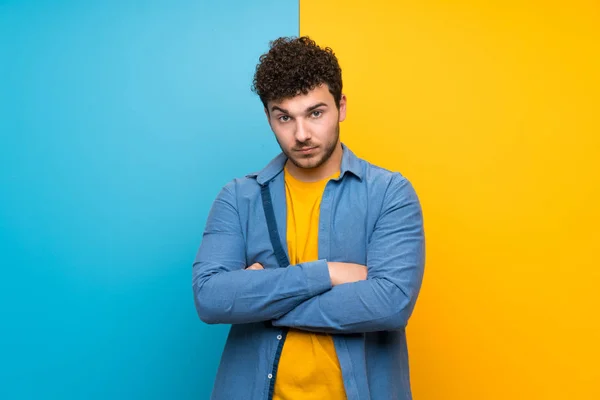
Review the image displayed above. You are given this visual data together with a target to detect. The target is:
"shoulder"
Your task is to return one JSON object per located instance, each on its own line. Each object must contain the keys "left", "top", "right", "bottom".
{"left": 360, "top": 159, "right": 419, "bottom": 206}
{"left": 212, "top": 151, "right": 284, "bottom": 203}
{"left": 215, "top": 174, "right": 260, "bottom": 201}
{"left": 361, "top": 158, "right": 409, "bottom": 187}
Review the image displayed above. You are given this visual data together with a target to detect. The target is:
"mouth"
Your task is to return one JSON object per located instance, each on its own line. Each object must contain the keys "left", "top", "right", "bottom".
{"left": 295, "top": 146, "right": 317, "bottom": 154}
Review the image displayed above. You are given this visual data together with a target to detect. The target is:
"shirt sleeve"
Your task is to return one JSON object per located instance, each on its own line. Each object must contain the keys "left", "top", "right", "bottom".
{"left": 192, "top": 180, "right": 332, "bottom": 325}
{"left": 271, "top": 175, "right": 425, "bottom": 334}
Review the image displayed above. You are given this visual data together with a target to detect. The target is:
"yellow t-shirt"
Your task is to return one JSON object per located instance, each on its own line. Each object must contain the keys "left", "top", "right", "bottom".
{"left": 273, "top": 167, "right": 346, "bottom": 400}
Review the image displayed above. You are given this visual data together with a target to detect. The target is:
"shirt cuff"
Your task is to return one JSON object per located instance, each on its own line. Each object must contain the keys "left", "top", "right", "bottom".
{"left": 300, "top": 259, "right": 332, "bottom": 297}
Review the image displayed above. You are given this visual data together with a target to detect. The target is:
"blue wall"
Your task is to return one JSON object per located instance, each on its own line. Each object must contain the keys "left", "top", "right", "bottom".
{"left": 0, "top": 1, "right": 297, "bottom": 398}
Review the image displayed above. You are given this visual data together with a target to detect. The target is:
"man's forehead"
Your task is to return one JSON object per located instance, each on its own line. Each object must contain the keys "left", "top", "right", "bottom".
{"left": 269, "top": 85, "right": 333, "bottom": 111}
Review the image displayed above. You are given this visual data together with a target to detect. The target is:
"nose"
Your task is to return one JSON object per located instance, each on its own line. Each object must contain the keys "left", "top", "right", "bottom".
{"left": 294, "top": 119, "right": 311, "bottom": 143}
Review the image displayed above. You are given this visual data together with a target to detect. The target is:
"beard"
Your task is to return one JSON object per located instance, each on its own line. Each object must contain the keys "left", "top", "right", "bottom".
{"left": 281, "top": 123, "right": 340, "bottom": 171}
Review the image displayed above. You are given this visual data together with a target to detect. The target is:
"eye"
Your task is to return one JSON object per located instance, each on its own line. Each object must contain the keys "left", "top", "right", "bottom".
{"left": 311, "top": 110, "right": 323, "bottom": 118}
{"left": 278, "top": 115, "right": 291, "bottom": 122}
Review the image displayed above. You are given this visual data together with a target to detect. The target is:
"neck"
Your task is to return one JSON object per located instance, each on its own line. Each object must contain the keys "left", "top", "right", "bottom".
{"left": 285, "top": 142, "right": 343, "bottom": 182}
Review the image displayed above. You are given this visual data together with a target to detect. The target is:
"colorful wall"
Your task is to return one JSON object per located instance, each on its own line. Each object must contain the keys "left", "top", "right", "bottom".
{"left": 1, "top": 1, "right": 295, "bottom": 398}
{"left": 300, "top": 1, "right": 600, "bottom": 399}
{"left": 1, "top": 0, "right": 598, "bottom": 399}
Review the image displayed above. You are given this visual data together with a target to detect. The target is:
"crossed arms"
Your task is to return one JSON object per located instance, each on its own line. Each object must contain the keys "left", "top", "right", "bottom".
{"left": 192, "top": 175, "right": 425, "bottom": 334}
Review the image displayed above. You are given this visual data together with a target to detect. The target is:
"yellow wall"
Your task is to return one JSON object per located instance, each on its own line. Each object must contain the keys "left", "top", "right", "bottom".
{"left": 300, "top": 1, "right": 600, "bottom": 398}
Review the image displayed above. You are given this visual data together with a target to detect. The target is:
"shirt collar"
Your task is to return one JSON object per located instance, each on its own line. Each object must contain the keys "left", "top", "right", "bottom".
{"left": 249, "top": 143, "right": 363, "bottom": 186}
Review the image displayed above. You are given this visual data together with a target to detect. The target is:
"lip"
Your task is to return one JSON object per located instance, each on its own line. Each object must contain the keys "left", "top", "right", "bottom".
{"left": 295, "top": 147, "right": 317, "bottom": 153}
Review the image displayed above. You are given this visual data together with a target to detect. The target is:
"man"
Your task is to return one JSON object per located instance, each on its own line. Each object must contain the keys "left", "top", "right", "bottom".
{"left": 192, "top": 36, "right": 425, "bottom": 400}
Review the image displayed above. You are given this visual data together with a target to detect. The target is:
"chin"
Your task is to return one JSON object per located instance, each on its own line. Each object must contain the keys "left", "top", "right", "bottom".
{"left": 304, "top": 158, "right": 325, "bottom": 170}
{"left": 289, "top": 156, "right": 317, "bottom": 170}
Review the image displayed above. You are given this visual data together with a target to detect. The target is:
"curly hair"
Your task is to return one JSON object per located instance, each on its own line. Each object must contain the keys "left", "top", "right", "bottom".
{"left": 252, "top": 36, "right": 343, "bottom": 109}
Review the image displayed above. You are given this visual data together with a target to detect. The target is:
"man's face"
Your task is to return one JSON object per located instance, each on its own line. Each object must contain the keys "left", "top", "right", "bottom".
{"left": 266, "top": 84, "right": 346, "bottom": 173}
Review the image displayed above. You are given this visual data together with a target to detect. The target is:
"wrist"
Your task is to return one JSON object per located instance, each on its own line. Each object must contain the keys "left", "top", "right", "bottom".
{"left": 327, "top": 262, "right": 341, "bottom": 286}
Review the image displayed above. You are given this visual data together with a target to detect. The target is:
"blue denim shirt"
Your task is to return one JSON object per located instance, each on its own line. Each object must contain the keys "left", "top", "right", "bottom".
{"left": 193, "top": 144, "right": 425, "bottom": 400}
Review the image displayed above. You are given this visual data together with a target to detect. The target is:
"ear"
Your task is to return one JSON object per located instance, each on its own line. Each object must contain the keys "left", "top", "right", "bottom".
{"left": 338, "top": 94, "right": 347, "bottom": 123}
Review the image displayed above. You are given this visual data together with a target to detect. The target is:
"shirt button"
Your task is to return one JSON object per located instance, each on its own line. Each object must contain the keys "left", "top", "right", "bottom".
{"left": 268, "top": 374, "right": 273, "bottom": 379}
{"left": 277, "top": 335, "right": 282, "bottom": 340}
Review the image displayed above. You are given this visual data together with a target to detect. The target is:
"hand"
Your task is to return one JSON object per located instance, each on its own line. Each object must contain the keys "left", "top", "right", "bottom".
{"left": 327, "top": 262, "right": 368, "bottom": 286}
{"left": 246, "top": 262, "right": 264, "bottom": 271}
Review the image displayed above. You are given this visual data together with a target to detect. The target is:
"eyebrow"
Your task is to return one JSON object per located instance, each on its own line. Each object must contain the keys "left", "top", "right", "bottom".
{"left": 270, "top": 102, "right": 329, "bottom": 114}
{"left": 270, "top": 105, "right": 289, "bottom": 114}
{"left": 306, "top": 102, "right": 328, "bottom": 112}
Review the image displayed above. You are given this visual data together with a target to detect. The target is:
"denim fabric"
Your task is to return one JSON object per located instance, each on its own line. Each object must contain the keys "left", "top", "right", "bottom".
{"left": 193, "top": 144, "right": 425, "bottom": 400}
